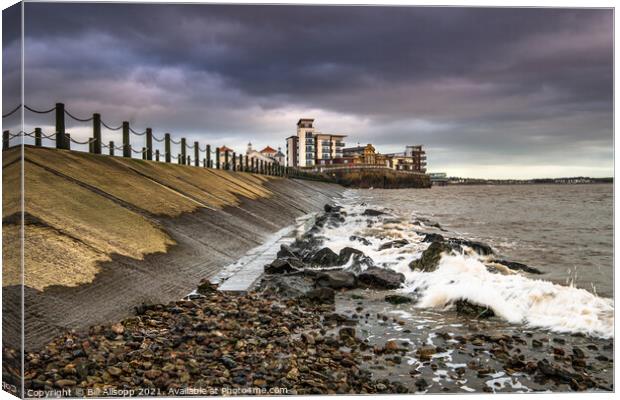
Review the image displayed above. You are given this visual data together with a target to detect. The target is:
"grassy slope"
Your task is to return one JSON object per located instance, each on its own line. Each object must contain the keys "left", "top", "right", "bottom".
{"left": 2, "top": 147, "right": 279, "bottom": 290}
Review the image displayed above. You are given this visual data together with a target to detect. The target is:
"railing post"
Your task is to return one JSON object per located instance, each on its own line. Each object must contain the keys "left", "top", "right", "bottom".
{"left": 109, "top": 141, "right": 115, "bottom": 156}
{"left": 165, "top": 133, "right": 171, "bottom": 163}
{"left": 65, "top": 134, "right": 71, "bottom": 150}
{"left": 122, "top": 121, "right": 130, "bottom": 157}
{"left": 178, "top": 154, "right": 181, "bottom": 164}
{"left": 239, "top": 154, "right": 243, "bottom": 172}
{"left": 232, "top": 152, "right": 237, "bottom": 171}
{"left": 194, "top": 142, "right": 199, "bottom": 167}
{"left": 181, "top": 138, "right": 187, "bottom": 165}
{"left": 252, "top": 158, "right": 257, "bottom": 173}
{"left": 203, "top": 158, "right": 206, "bottom": 168}
{"left": 89, "top": 140, "right": 94, "bottom": 153}
{"left": 206, "top": 145, "right": 211, "bottom": 168}
{"left": 92, "top": 113, "right": 102, "bottom": 154}
{"left": 34, "top": 128, "right": 42, "bottom": 147}
{"left": 245, "top": 155, "right": 249, "bottom": 172}
{"left": 2, "top": 131, "right": 9, "bottom": 151}
{"left": 146, "top": 128, "right": 153, "bottom": 160}
{"left": 156, "top": 149, "right": 160, "bottom": 162}
{"left": 142, "top": 147, "right": 147, "bottom": 160}
{"left": 224, "top": 150, "right": 229, "bottom": 170}
{"left": 55, "top": 103, "right": 65, "bottom": 149}
{"left": 216, "top": 147, "right": 220, "bottom": 169}
{"left": 260, "top": 160, "right": 264, "bottom": 174}
{"left": 187, "top": 155, "right": 190, "bottom": 165}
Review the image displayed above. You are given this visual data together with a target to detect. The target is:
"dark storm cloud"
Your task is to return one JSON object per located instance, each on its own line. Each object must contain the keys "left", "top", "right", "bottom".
{"left": 7, "top": 3, "right": 613, "bottom": 178}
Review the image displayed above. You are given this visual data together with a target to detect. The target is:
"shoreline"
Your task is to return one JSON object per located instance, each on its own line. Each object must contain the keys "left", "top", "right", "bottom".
{"left": 17, "top": 200, "right": 614, "bottom": 395}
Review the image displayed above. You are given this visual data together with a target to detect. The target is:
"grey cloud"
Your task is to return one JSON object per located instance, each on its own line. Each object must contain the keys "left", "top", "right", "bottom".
{"left": 3, "top": 4, "right": 612, "bottom": 178}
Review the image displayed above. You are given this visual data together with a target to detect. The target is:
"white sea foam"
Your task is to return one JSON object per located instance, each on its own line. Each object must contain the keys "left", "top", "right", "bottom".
{"left": 403, "top": 254, "right": 614, "bottom": 338}
{"left": 317, "top": 197, "right": 614, "bottom": 339}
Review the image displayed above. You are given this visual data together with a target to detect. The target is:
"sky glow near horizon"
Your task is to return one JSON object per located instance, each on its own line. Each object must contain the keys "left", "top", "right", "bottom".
{"left": 2, "top": 3, "right": 613, "bottom": 179}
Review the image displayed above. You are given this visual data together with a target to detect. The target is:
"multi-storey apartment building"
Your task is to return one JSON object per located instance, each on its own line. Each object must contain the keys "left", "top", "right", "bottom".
{"left": 343, "top": 144, "right": 427, "bottom": 173}
{"left": 286, "top": 119, "right": 346, "bottom": 167}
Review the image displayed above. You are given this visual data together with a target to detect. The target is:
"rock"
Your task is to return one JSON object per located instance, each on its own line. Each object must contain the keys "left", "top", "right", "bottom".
{"left": 346, "top": 253, "right": 375, "bottom": 274}
{"left": 196, "top": 280, "right": 219, "bottom": 295}
{"left": 277, "top": 244, "right": 298, "bottom": 259}
{"left": 301, "top": 333, "right": 316, "bottom": 345}
{"left": 384, "top": 340, "right": 400, "bottom": 352}
{"left": 409, "top": 241, "right": 452, "bottom": 272}
{"left": 258, "top": 274, "right": 314, "bottom": 298}
{"left": 303, "top": 288, "right": 335, "bottom": 304}
{"left": 490, "top": 259, "right": 542, "bottom": 274}
{"left": 349, "top": 235, "right": 372, "bottom": 246}
{"left": 337, "top": 247, "right": 364, "bottom": 264}
{"left": 455, "top": 300, "right": 494, "bottom": 319}
{"left": 572, "top": 347, "right": 585, "bottom": 359}
{"left": 310, "top": 247, "right": 340, "bottom": 266}
{"left": 384, "top": 294, "right": 413, "bottom": 305}
{"left": 107, "top": 366, "right": 122, "bottom": 376}
{"left": 221, "top": 356, "right": 237, "bottom": 369}
{"left": 358, "top": 267, "right": 405, "bottom": 290}
{"left": 415, "top": 378, "right": 428, "bottom": 391}
{"left": 324, "top": 313, "right": 358, "bottom": 326}
{"left": 362, "top": 209, "right": 386, "bottom": 217}
{"left": 111, "top": 323, "right": 124, "bottom": 335}
{"left": 532, "top": 339, "right": 543, "bottom": 348}
{"left": 264, "top": 258, "right": 301, "bottom": 274}
{"left": 144, "top": 369, "right": 162, "bottom": 379}
{"left": 421, "top": 233, "right": 444, "bottom": 243}
{"left": 536, "top": 359, "right": 576, "bottom": 383}
{"left": 339, "top": 327, "right": 356, "bottom": 340}
{"left": 315, "top": 271, "right": 357, "bottom": 290}
{"left": 448, "top": 238, "right": 494, "bottom": 256}
{"left": 552, "top": 347, "right": 565, "bottom": 356}
{"left": 416, "top": 346, "right": 436, "bottom": 361}
{"left": 378, "top": 239, "right": 409, "bottom": 251}
{"left": 55, "top": 379, "right": 76, "bottom": 388}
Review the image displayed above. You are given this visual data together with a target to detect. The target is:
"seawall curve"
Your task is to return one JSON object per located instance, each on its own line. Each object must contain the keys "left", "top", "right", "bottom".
{"left": 2, "top": 146, "right": 345, "bottom": 350}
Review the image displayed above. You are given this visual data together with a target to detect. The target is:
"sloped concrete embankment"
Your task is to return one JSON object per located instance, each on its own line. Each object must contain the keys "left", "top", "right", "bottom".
{"left": 2, "top": 147, "right": 344, "bottom": 350}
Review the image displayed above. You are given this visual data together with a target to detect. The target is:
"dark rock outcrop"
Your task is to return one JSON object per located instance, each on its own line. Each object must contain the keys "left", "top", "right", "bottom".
{"left": 455, "top": 299, "right": 494, "bottom": 319}
{"left": 358, "top": 267, "right": 405, "bottom": 290}
{"left": 409, "top": 241, "right": 452, "bottom": 272}
{"left": 420, "top": 233, "right": 444, "bottom": 243}
{"left": 490, "top": 259, "right": 543, "bottom": 274}
{"left": 362, "top": 209, "right": 386, "bottom": 217}
{"left": 303, "top": 288, "right": 336, "bottom": 304}
{"left": 264, "top": 258, "right": 303, "bottom": 274}
{"left": 447, "top": 238, "right": 494, "bottom": 256}
{"left": 310, "top": 247, "right": 340, "bottom": 266}
{"left": 378, "top": 239, "right": 409, "bottom": 251}
{"left": 315, "top": 271, "right": 357, "bottom": 290}
{"left": 349, "top": 235, "right": 372, "bottom": 246}
{"left": 384, "top": 294, "right": 413, "bottom": 305}
{"left": 338, "top": 247, "right": 364, "bottom": 264}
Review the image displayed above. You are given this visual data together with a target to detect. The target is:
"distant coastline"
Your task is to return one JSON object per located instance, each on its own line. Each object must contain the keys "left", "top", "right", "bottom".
{"left": 434, "top": 176, "right": 613, "bottom": 186}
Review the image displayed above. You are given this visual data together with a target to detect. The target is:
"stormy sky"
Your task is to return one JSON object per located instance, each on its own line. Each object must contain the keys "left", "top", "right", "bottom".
{"left": 2, "top": 3, "right": 613, "bottom": 178}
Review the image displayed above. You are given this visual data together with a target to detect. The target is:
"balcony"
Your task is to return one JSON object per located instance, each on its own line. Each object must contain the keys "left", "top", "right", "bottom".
{"left": 335, "top": 142, "right": 345, "bottom": 147}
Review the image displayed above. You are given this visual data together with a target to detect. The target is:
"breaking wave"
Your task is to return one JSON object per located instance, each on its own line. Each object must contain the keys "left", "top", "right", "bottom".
{"left": 316, "top": 192, "right": 614, "bottom": 339}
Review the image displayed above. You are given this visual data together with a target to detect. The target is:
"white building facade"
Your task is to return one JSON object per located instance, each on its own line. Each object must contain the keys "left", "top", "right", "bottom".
{"left": 287, "top": 118, "right": 346, "bottom": 167}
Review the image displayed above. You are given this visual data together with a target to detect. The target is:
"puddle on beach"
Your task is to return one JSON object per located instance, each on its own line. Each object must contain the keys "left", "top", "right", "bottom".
{"left": 333, "top": 290, "right": 613, "bottom": 393}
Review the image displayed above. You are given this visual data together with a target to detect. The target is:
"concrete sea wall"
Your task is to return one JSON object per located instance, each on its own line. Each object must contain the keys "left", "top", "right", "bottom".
{"left": 2, "top": 147, "right": 344, "bottom": 350}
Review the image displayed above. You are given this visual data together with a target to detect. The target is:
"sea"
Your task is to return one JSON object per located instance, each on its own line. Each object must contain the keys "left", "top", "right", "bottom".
{"left": 319, "top": 184, "right": 614, "bottom": 339}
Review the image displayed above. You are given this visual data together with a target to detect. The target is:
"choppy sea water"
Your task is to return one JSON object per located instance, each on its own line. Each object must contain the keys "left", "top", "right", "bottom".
{"left": 319, "top": 184, "right": 613, "bottom": 339}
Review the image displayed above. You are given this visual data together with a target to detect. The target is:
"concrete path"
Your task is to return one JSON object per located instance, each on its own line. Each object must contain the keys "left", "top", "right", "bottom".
{"left": 212, "top": 212, "right": 316, "bottom": 293}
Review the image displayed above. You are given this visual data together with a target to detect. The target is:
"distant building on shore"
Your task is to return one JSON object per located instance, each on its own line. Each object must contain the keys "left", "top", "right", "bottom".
{"left": 342, "top": 144, "right": 427, "bottom": 173}
{"left": 286, "top": 118, "right": 347, "bottom": 167}
{"left": 246, "top": 143, "right": 286, "bottom": 165}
